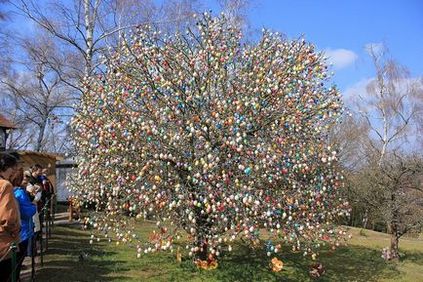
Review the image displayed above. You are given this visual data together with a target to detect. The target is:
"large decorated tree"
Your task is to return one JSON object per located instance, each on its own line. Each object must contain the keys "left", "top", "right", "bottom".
{"left": 71, "top": 13, "right": 348, "bottom": 266}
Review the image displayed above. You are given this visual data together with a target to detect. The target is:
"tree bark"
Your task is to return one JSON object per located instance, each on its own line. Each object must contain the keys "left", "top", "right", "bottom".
{"left": 84, "top": 0, "right": 95, "bottom": 78}
{"left": 194, "top": 206, "right": 210, "bottom": 261}
{"left": 389, "top": 227, "right": 400, "bottom": 259}
{"left": 35, "top": 116, "right": 48, "bottom": 152}
{"left": 362, "top": 209, "right": 369, "bottom": 229}
{"left": 389, "top": 189, "right": 400, "bottom": 259}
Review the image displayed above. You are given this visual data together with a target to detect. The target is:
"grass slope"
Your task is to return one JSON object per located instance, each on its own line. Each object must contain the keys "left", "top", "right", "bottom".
{"left": 35, "top": 221, "right": 423, "bottom": 282}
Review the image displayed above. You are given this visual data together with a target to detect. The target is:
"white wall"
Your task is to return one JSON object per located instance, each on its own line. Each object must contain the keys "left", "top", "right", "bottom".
{"left": 56, "top": 166, "right": 75, "bottom": 202}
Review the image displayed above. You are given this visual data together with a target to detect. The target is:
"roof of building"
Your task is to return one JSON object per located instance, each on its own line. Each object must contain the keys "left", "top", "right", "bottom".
{"left": 18, "top": 150, "right": 64, "bottom": 161}
{"left": 0, "top": 114, "right": 17, "bottom": 129}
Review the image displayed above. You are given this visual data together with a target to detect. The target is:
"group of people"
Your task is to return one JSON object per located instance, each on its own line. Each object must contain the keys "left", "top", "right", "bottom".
{"left": 0, "top": 152, "right": 54, "bottom": 281}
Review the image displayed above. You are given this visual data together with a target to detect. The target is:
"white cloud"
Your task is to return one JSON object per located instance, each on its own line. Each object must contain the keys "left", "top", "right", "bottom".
{"left": 342, "top": 77, "right": 423, "bottom": 150}
{"left": 342, "top": 77, "right": 423, "bottom": 107}
{"left": 342, "top": 78, "right": 373, "bottom": 104}
{"left": 324, "top": 48, "right": 358, "bottom": 69}
{"left": 364, "top": 42, "right": 384, "bottom": 55}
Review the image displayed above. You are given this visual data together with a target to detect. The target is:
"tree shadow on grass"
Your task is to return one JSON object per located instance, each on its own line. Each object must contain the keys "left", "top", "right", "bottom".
{"left": 45, "top": 227, "right": 117, "bottom": 257}
{"left": 177, "top": 244, "right": 299, "bottom": 282}
{"left": 319, "top": 246, "right": 423, "bottom": 282}
{"left": 177, "top": 243, "right": 422, "bottom": 282}
{"left": 35, "top": 225, "right": 131, "bottom": 282}
{"left": 35, "top": 259, "right": 129, "bottom": 281}
{"left": 318, "top": 246, "right": 396, "bottom": 282}
{"left": 35, "top": 224, "right": 423, "bottom": 281}
{"left": 216, "top": 246, "right": 287, "bottom": 282}
{"left": 401, "top": 250, "right": 423, "bottom": 265}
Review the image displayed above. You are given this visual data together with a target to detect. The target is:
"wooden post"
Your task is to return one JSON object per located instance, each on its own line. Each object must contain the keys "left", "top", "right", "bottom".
{"left": 69, "top": 198, "right": 73, "bottom": 222}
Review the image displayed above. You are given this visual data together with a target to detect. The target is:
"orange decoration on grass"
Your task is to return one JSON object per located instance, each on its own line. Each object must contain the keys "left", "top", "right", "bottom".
{"left": 176, "top": 247, "right": 182, "bottom": 263}
{"left": 195, "top": 254, "right": 219, "bottom": 270}
{"left": 270, "top": 257, "right": 283, "bottom": 272}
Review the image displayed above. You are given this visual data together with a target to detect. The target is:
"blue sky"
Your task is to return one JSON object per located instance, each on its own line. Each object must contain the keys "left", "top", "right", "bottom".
{"left": 238, "top": 0, "right": 423, "bottom": 92}
{"left": 5, "top": 0, "right": 422, "bottom": 94}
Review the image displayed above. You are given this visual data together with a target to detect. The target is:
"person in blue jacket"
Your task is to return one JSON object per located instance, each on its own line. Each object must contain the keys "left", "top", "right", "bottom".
{"left": 12, "top": 167, "right": 36, "bottom": 280}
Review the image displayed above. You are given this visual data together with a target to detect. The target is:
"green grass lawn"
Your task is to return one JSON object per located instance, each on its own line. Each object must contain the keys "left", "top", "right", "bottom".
{"left": 35, "top": 220, "right": 423, "bottom": 282}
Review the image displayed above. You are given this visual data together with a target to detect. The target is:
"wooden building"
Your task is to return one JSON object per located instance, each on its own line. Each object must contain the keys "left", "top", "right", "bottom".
{"left": 0, "top": 113, "right": 17, "bottom": 151}
{"left": 0, "top": 113, "right": 63, "bottom": 189}
{"left": 18, "top": 151, "right": 63, "bottom": 190}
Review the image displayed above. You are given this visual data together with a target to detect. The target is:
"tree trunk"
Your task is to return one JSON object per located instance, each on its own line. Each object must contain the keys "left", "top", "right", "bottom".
{"left": 362, "top": 209, "right": 368, "bottom": 229}
{"left": 35, "top": 117, "right": 48, "bottom": 152}
{"left": 389, "top": 223, "right": 400, "bottom": 259}
{"left": 84, "top": 0, "right": 95, "bottom": 78}
{"left": 194, "top": 207, "right": 210, "bottom": 261}
{"left": 348, "top": 211, "right": 354, "bottom": 226}
{"left": 196, "top": 236, "right": 208, "bottom": 261}
{"left": 389, "top": 190, "right": 400, "bottom": 259}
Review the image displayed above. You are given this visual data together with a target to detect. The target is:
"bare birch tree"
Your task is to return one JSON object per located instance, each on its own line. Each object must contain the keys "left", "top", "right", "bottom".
{"left": 357, "top": 45, "right": 422, "bottom": 164}
{"left": 0, "top": 0, "right": 11, "bottom": 74}
{"left": 1, "top": 32, "right": 75, "bottom": 152}
{"left": 4, "top": 0, "right": 205, "bottom": 153}
{"left": 12, "top": 0, "right": 202, "bottom": 93}
{"left": 348, "top": 45, "right": 423, "bottom": 259}
{"left": 0, "top": 0, "right": 7, "bottom": 20}
{"left": 218, "top": 0, "right": 251, "bottom": 30}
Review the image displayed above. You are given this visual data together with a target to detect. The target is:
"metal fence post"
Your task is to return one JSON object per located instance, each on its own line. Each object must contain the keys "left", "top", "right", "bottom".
{"left": 40, "top": 216, "right": 44, "bottom": 267}
{"left": 44, "top": 205, "right": 48, "bottom": 251}
{"left": 49, "top": 198, "right": 53, "bottom": 239}
{"left": 31, "top": 235, "right": 35, "bottom": 281}
{"left": 10, "top": 243, "right": 17, "bottom": 282}
{"left": 51, "top": 194, "right": 55, "bottom": 228}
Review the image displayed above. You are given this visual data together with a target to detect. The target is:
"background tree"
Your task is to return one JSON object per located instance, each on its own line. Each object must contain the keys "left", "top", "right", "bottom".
{"left": 0, "top": 0, "right": 210, "bottom": 153}
{"left": 0, "top": 0, "right": 11, "bottom": 74}
{"left": 1, "top": 32, "right": 75, "bottom": 152}
{"left": 0, "top": 1, "right": 5, "bottom": 20}
{"left": 328, "top": 115, "right": 372, "bottom": 227}
{"left": 357, "top": 46, "right": 422, "bottom": 163}
{"left": 344, "top": 45, "right": 423, "bottom": 258}
{"left": 218, "top": 0, "right": 250, "bottom": 29}
{"left": 13, "top": 0, "right": 203, "bottom": 93}
{"left": 71, "top": 14, "right": 348, "bottom": 266}
{"left": 357, "top": 154, "right": 422, "bottom": 259}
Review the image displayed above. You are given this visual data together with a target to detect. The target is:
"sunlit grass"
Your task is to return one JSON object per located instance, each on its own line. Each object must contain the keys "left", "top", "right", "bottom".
{"left": 35, "top": 219, "right": 423, "bottom": 281}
